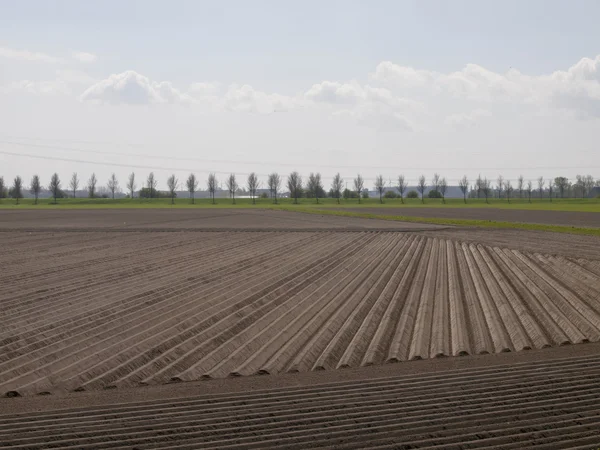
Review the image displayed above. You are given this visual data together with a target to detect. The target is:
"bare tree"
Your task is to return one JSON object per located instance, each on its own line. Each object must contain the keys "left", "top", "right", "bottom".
{"left": 147, "top": 172, "right": 157, "bottom": 199}
{"left": 107, "top": 173, "right": 119, "bottom": 199}
{"left": 11, "top": 176, "right": 23, "bottom": 204}
{"left": 504, "top": 180, "right": 513, "bottom": 203}
{"left": 417, "top": 175, "right": 427, "bottom": 203}
{"left": 69, "top": 172, "right": 79, "bottom": 198}
{"left": 375, "top": 175, "right": 385, "bottom": 203}
{"left": 458, "top": 175, "right": 469, "bottom": 203}
{"left": 167, "top": 174, "right": 178, "bottom": 204}
{"left": 127, "top": 172, "right": 137, "bottom": 198}
{"left": 186, "top": 173, "right": 199, "bottom": 204}
{"left": 207, "top": 173, "right": 217, "bottom": 204}
{"left": 0, "top": 176, "right": 5, "bottom": 198}
{"left": 287, "top": 171, "right": 302, "bottom": 204}
{"left": 526, "top": 180, "right": 533, "bottom": 202}
{"left": 353, "top": 174, "right": 364, "bottom": 204}
{"left": 476, "top": 174, "right": 483, "bottom": 198}
{"left": 49, "top": 173, "right": 61, "bottom": 204}
{"left": 431, "top": 173, "right": 440, "bottom": 194}
{"left": 331, "top": 173, "right": 343, "bottom": 204}
{"left": 30, "top": 175, "right": 41, "bottom": 204}
{"left": 548, "top": 179, "right": 554, "bottom": 202}
{"left": 267, "top": 172, "right": 281, "bottom": 204}
{"left": 396, "top": 175, "right": 407, "bottom": 203}
{"left": 439, "top": 177, "right": 448, "bottom": 203}
{"left": 306, "top": 172, "right": 323, "bottom": 204}
{"left": 482, "top": 177, "right": 491, "bottom": 203}
{"left": 537, "top": 176, "right": 545, "bottom": 201}
{"left": 496, "top": 175, "right": 504, "bottom": 199}
{"left": 88, "top": 173, "right": 98, "bottom": 198}
{"left": 226, "top": 173, "right": 238, "bottom": 204}
{"left": 554, "top": 177, "right": 568, "bottom": 198}
{"left": 247, "top": 172, "right": 259, "bottom": 205}
{"left": 518, "top": 175, "right": 524, "bottom": 199}
{"left": 585, "top": 174, "right": 595, "bottom": 198}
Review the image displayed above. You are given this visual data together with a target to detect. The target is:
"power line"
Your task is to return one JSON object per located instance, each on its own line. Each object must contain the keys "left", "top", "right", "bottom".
{"left": 2, "top": 140, "right": 599, "bottom": 172}
{"left": 1, "top": 150, "right": 592, "bottom": 184}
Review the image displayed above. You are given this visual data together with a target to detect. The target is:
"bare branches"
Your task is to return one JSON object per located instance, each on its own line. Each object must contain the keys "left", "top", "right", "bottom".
{"left": 517, "top": 175, "right": 524, "bottom": 199}
{"left": 537, "top": 176, "right": 545, "bottom": 201}
{"left": 147, "top": 173, "right": 157, "bottom": 199}
{"left": 396, "top": 175, "right": 407, "bottom": 203}
{"left": 431, "top": 173, "right": 440, "bottom": 193}
{"left": 331, "top": 173, "right": 343, "bottom": 204}
{"left": 186, "top": 173, "right": 199, "bottom": 203}
{"left": 526, "top": 180, "right": 533, "bottom": 203}
{"left": 11, "top": 176, "right": 23, "bottom": 204}
{"left": 417, "top": 175, "right": 426, "bottom": 203}
{"left": 30, "top": 175, "right": 41, "bottom": 204}
{"left": 375, "top": 175, "right": 385, "bottom": 204}
{"left": 88, "top": 173, "right": 97, "bottom": 198}
{"left": 353, "top": 174, "right": 364, "bottom": 204}
{"left": 458, "top": 175, "right": 469, "bottom": 203}
{"left": 226, "top": 173, "right": 238, "bottom": 204}
{"left": 207, "top": 173, "right": 217, "bottom": 204}
{"left": 127, "top": 172, "right": 137, "bottom": 199}
{"left": 267, "top": 172, "right": 281, "bottom": 204}
{"left": 504, "top": 180, "right": 513, "bottom": 203}
{"left": 482, "top": 177, "right": 491, "bottom": 203}
{"left": 307, "top": 173, "right": 324, "bottom": 204}
{"left": 49, "top": 173, "right": 61, "bottom": 204}
{"left": 496, "top": 175, "right": 504, "bottom": 199}
{"left": 247, "top": 172, "right": 259, "bottom": 205}
{"left": 107, "top": 173, "right": 119, "bottom": 199}
{"left": 167, "top": 174, "right": 178, "bottom": 204}
{"left": 69, "top": 173, "right": 79, "bottom": 198}
{"left": 287, "top": 171, "right": 302, "bottom": 204}
{"left": 439, "top": 177, "right": 448, "bottom": 203}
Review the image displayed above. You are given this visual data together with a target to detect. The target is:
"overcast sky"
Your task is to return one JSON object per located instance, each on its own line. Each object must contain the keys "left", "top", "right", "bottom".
{"left": 1, "top": 0, "right": 600, "bottom": 190}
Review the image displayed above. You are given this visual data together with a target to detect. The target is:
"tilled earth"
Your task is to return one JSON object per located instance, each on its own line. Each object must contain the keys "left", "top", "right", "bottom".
{"left": 1, "top": 208, "right": 600, "bottom": 448}
{"left": 3, "top": 344, "right": 600, "bottom": 449}
{"left": 334, "top": 206, "right": 600, "bottom": 227}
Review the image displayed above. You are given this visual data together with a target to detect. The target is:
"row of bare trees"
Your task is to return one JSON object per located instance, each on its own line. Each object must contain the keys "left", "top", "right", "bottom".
{"left": 1, "top": 170, "right": 598, "bottom": 204}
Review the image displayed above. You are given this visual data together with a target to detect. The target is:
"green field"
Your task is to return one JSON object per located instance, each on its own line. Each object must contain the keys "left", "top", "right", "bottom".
{"left": 1, "top": 196, "right": 599, "bottom": 212}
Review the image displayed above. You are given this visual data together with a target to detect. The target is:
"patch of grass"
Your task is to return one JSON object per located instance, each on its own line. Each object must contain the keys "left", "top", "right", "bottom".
{"left": 1, "top": 196, "right": 599, "bottom": 212}
{"left": 275, "top": 206, "right": 600, "bottom": 237}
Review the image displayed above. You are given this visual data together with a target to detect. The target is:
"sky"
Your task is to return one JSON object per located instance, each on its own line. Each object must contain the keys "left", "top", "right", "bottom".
{"left": 1, "top": 0, "right": 600, "bottom": 191}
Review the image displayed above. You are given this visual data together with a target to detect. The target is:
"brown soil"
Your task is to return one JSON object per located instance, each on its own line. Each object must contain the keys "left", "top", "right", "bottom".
{"left": 335, "top": 206, "right": 600, "bottom": 227}
{"left": 0, "top": 208, "right": 444, "bottom": 231}
{"left": 1, "top": 210, "right": 600, "bottom": 398}
{"left": 2, "top": 344, "right": 600, "bottom": 448}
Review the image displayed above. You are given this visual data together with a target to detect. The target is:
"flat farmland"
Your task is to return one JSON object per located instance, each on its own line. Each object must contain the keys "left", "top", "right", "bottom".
{"left": 333, "top": 206, "right": 600, "bottom": 227}
{"left": 0, "top": 208, "right": 443, "bottom": 231}
{"left": 2, "top": 210, "right": 600, "bottom": 397}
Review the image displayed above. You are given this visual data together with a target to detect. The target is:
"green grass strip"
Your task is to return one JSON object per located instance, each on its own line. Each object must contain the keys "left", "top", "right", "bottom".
{"left": 272, "top": 206, "right": 600, "bottom": 237}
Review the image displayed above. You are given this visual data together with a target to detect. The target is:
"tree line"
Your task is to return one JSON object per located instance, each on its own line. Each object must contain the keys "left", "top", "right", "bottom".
{"left": 0, "top": 171, "right": 598, "bottom": 204}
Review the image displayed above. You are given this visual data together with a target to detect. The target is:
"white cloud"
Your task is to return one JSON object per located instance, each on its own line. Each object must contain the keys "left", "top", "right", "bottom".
{"left": 189, "top": 82, "right": 220, "bottom": 96}
{"left": 305, "top": 81, "right": 364, "bottom": 104}
{"left": 0, "top": 46, "right": 61, "bottom": 63}
{"left": 224, "top": 84, "right": 297, "bottom": 114}
{"left": 71, "top": 51, "right": 97, "bottom": 63}
{"left": 79, "top": 70, "right": 193, "bottom": 104}
{"left": 371, "top": 61, "right": 434, "bottom": 87}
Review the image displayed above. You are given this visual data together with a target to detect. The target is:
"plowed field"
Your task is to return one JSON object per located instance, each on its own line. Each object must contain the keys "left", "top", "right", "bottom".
{"left": 335, "top": 206, "right": 600, "bottom": 227}
{"left": 4, "top": 347, "right": 600, "bottom": 449}
{"left": 2, "top": 210, "right": 600, "bottom": 397}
